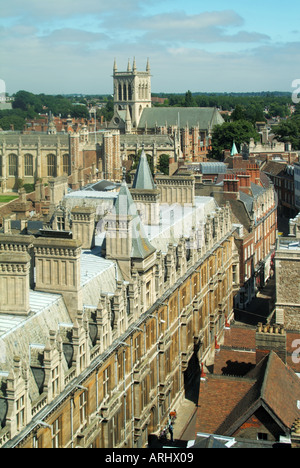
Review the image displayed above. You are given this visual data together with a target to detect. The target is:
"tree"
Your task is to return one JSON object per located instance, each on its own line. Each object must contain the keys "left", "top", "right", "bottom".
{"left": 12, "top": 90, "right": 43, "bottom": 113}
{"left": 231, "top": 105, "right": 246, "bottom": 121}
{"left": 157, "top": 154, "right": 170, "bottom": 175}
{"left": 273, "top": 116, "right": 300, "bottom": 150}
{"left": 209, "top": 120, "right": 260, "bottom": 160}
{"left": 183, "top": 90, "right": 196, "bottom": 107}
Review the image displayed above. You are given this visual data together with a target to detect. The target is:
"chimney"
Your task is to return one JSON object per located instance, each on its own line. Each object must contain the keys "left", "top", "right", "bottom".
{"left": 34, "top": 237, "right": 82, "bottom": 320}
{"left": 247, "top": 163, "right": 261, "bottom": 186}
{"left": 223, "top": 174, "right": 240, "bottom": 200}
{"left": 71, "top": 206, "right": 96, "bottom": 249}
{"left": 256, "top": 323, "right": 286, "bottom": 364}
{"left": 0, "top": 251, "right": 31, "bottom": 315}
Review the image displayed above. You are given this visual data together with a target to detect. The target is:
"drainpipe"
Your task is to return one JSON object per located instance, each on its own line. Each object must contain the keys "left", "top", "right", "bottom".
{"left": 70, "top": 397, "right": 74, "bottom": 448}
{"left": 123, "top": 349, "right": 127, "bottom": 443}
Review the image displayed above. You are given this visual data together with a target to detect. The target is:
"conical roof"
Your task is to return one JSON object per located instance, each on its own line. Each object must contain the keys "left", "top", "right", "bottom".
{"left": 132, "top": 146, "right": 156, "bottom": 190}
{"left": 231, "top": 141, "right": 238, "bottom": 156}
{"left": 114, "top": 181, "right": 156, "bottom": 259}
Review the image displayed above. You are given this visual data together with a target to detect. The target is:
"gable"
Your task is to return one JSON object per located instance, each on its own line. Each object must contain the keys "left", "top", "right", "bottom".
{"left": 232, "top": 405, "right": 286, "bottom": 441}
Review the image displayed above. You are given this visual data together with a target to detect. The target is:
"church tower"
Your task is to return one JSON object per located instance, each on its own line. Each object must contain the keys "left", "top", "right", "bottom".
{"left": 112, "top": 58, "right": 151, "bottom": 129}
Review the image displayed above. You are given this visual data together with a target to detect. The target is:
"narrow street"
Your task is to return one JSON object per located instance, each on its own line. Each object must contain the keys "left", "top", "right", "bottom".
{"left": 172, "top": 276, "right": 277, "bottom": 445}
{"left": 234, "top": 276, "right": 276, "bottom": 326}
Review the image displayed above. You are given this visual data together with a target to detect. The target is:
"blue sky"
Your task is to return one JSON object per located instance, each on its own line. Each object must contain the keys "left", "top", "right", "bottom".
{"left": 1, "top": 0, "right": 300, "bottom": 95}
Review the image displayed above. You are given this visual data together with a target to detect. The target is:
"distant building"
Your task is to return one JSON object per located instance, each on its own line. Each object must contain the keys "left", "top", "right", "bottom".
{"left": 196, "top": 156, "right": 277, "bottom": 308}
{"left": 0, "top": 128, "right": 121, "bottom": 193}
{"left": 262, "top": 160, "right": 296, "bottom": 218}
{"left": 108, "top": 59, "right": 224, "bottom": 164}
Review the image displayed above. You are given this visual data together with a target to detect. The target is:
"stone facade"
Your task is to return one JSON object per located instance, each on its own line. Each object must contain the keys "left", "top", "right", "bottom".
{"left": 0, "top": 129, "right": 122, "bottom": 193}
{"left": 0, "top": 154, "right": 239, "bottom": 448}
{"left": 275, "top": 213, "right": 300, "bottom": 329}
{"left": 111, "top": 58, "right": 152, "bottom": 130}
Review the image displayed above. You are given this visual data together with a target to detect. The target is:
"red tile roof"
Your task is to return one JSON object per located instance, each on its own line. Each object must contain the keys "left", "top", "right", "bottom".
{"left": 196, "top": 325, "right": 300, "bottom": 438}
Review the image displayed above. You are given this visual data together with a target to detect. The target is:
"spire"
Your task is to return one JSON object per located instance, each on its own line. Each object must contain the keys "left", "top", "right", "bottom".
{"left": 127, "top": 59, "right": 131, "bottom": 72}
{"left": 146, "top": 57, "right": 150, "bottom": 73}
{"left": 231, "top": 141, "right": 239, "bottom": 156}
{"left": 115, "top": 179, "right": 138, "bottom": 218}
{"left": 132, "top": 145, "right": 156, "bottom": 190}
{"left": 133, "top": 57, "right": 137, "bottom": 73}
{"left": 114, "top": 180, "right": 156, "bottom": 260}
{"left": 125, "top": 105, "right": 132, "bottom": 134}
{"left": 113, "top": 58, "right": 117, "bottom": 73}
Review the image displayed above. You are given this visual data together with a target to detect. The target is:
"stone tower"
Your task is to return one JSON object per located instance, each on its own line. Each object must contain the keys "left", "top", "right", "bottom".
{"left": 113, "top": 58, "right": 151, "bottom": 129}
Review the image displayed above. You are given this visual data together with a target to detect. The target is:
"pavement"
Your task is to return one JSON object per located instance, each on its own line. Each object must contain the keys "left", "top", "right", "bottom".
{"left": 234, "top": 277, "right": 276, "bottom": 326}
{"left": 148, "top": 396, "right": 198, "bottom": 449}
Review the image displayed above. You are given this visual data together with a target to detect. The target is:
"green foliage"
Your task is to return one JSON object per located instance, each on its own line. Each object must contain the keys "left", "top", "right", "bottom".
{"left": 23, "top": 183, "right": 35, "bottom": 193}
{"left": 209, "top": 120, "right": 260, "bottom": 160}
{"left": 152, "top": 91, "right": 291, "bottom": 119}
{"left": 0, "top": 195, "right": 19, "bottom": 203}
{"left": 184, "top": 90, "right": 196, "bottom": 107}
{"left": 157, "top": 154, "right": 170, "bottom": 175}
{"left": 0, "top": 112, "right": 26, "bottom": 131}
{"left": 97, "top": 98, "right": 114, "bottom": 122}
{"left": 273, "top": 114, "right": 300, "bottom": 150}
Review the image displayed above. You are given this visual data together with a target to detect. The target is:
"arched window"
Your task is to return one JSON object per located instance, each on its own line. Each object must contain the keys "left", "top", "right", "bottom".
{"left": 128, "top": 84, "right": 132, "bottom": 101}
{"left": 24, "top": 154, "right": 33, "bottom": 176}
{"left": 63, "top": 154, "right": 70, "bottom": 175}
{"left": 118, "top": 84, "right": 122, "bottom": 101}
{"left": 0, "top": 156, "right": 2, "bottom": 177}
{"left": 47, "top": 154, "right": 56, "bottom": 177}
{"left": 123, "top": 84, "right": 127, "bottom": 101}
{"left": 8, "top": 154, "right": 18, "bottom": 177}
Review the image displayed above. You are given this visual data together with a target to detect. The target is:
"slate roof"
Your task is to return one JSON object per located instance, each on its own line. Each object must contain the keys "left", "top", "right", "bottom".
{"left": 0, "top": 133, "right": 69, "bottom": 147}
{"left": 114, "top": 181, "right": 156, "bottom": 259}
{"left": 132, "top": 147, "right": 156, "bottom": 190}
{"left": 138, "top": 107, "right": 224, "bottom": 130}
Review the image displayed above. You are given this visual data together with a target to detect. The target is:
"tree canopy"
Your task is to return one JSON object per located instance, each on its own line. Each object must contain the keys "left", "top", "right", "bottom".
{"left": 273, "top": 110, "right": 300, "bottom": 149}
{"left": 209, "top": 120, "right": 261, "bottom": 160}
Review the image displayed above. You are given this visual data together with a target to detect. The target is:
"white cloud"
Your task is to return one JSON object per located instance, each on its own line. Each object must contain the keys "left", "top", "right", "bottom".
{"left": 0, "top": 3, "right": 298, "bottom": 94}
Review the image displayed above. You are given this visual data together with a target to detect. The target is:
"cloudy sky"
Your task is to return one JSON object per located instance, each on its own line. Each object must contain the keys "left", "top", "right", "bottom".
{"left": 1, "top": 0, "right": 300, "bottom": 95}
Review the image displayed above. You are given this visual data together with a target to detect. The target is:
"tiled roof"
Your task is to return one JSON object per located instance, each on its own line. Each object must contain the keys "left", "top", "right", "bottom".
{"left": 196, "top": 375, "right": 254, "bottom": 435}
{"left": 196, "top": 326, "right": 300, "bottom": 438}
